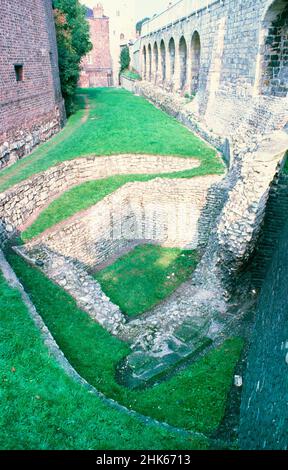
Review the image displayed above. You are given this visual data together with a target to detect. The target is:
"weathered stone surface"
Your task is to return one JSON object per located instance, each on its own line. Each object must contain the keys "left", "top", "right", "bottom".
{"left": 14, "top": 245, "right": 126, "bottom": 336}
{"left": 133, "top": 0, "right": 288, "bottom": 141}
{"left": 19, "top": 174, "right": 222, "bottom": 271}
{"left": 0, "top": 153, "right": 202, "bottom": 245}
{"left": 240, "top": 218, "right": 288, "bottom": 450}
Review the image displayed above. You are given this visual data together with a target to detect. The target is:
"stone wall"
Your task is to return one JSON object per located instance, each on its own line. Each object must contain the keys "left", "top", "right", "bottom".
{"left": 0, "top": 154, "right": 201, "bottom": 245}
{"left": 133, "top": 0, "right": 288, "bottom": 142}
{"left": 19, "top": 175, "right": 221, "bottom": 271}
{"left": 239, "top": 218, "right": 288, "bottom": 450}
{"left": 249, "top": 168, "right": 288, "bottom": 288}
{"left": 120, "top": 75, "right": 138, "bottom": 93}
{"left": 18, "top": 176, "right": 221, "bottom": 270}
{"left": 194, "top": 130, "right": 288, "bottom": 293}
{"left": 0, "top": 0, "right": 65, "bottom": 169}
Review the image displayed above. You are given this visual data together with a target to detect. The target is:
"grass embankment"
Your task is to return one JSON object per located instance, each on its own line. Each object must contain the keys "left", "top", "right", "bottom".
{"left": 0, "top": 88, "right": 223, "bottom": 195}
{"left": 6, "top": 250, "right": 244, "bottom": 436}
{"left": 0, "top": 272, "right": 208, "bottom": 450}
{"left": 94, "top": 245, "right": 199, "bottom": 317}
{"left": 121, "top": 69, "right": 141, "bottom": 80}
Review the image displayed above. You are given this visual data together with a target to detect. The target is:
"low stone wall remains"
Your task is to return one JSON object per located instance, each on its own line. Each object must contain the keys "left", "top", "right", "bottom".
{"left": 18, "top": 175, "right": 222, "bottom": 271}
{"left": 0, "top": 154, "right": 201, "bottom": 245}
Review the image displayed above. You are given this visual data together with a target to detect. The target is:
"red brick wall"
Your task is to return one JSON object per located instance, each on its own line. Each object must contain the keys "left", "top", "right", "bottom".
{"left": 0, "top": 0, "right": 64, "bottom": 168}
{"left": 79, "top": 9, "right": 113, "bottom": 88}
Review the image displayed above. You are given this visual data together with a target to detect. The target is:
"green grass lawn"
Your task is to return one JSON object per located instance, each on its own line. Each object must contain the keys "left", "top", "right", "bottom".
{"left": 0, "top": 88, "right": 223, "bottom": 193}
{"left": 6, "top": 249, "right": 244, "bottom": 436}
{"left": 94, "top": 244, "right": 198, "bottom": 317}
{"left": 0, "top": 272, "right": 209, "bottom": 450}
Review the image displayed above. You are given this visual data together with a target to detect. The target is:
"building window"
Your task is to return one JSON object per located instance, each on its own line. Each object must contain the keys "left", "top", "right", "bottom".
{"left": 120, "top": 33, "right": 125, "bottom": 40}
{"left": 116, "top": 10, "right": 120, "bottom": 17}
{"left": 14, "top": 64, "right": 24, "bottom": 82}
{"left": 87, "top": 54, "right": 93, "bottom": 65}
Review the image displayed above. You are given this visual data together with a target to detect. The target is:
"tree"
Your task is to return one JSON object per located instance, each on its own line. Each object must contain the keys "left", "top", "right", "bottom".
{"left": 120, "top": 46, "right": 131, "bottom": 73}
{"left": 53, "top": 0, "right": 92, "bottom": 115}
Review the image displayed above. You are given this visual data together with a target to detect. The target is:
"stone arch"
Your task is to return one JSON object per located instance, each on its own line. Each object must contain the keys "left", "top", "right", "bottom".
{"left": 160, "top": 39, "right": 166, "bottom": 82}
{"left": 147, "top": 43, "right": 152, "bottom": 81}
{"left": 142, "top": 46, "right": 147, "bottom": 79}
{"left": 190, "top": 31, "right": 201, "bottom": 94}
{"left": 153, "top": 41, "right": 159, "bottom": 80}
{"left": 260, "top": 0, "right": 288, "bottom": 96}
{"left": 179, "top": 36, "right": 187, "bottom": 90}
{"left": 169, "top": 37, "right": 176, "bottom": 79}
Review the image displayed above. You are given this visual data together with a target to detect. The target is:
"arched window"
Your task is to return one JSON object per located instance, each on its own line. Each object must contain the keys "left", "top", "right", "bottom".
{"left": 261, "top": 0, "right": 288, "bottom": 97}
{"left": 142, "top": 46, "right": 147, "bottom": 79}
{"left": 169, "top": 38, "right": 176, "bottom": 79}
{"left": 179, "top": 36, "right": 187, "bottom": 90}
{"left": 120, "top": 33, "right": 125, "bottom": 40}
{"left": 148, "top": 44, "right": 152, "bottom": 81}
{"left": 191, "top": 31, "right": 201, "bottom": 94}
{"left": 160, "top": 40, "right": 166, "bottom": 82}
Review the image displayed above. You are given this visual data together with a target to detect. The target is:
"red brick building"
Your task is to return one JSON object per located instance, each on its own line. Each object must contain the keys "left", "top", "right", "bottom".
{"left": 0, "top": 0, "right": 65, "bottom": 169}
{"left": 79, "top": 4, "right": 113, "bottom": 88}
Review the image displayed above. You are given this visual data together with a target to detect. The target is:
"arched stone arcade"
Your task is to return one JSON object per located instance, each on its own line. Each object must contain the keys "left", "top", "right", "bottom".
{"left": 190, "top": 31, "right": 201, "bottom": 95}
{"left": 168, "top": 38, "right": 176, "bottom": 83}
{"left": 153, "top": 42, "right": 159, "bottom": 83}
{"left": 138, "top": 0, "right": 288, "bottom": 111}
{"left": 142, "top": 46, "right": 147, "bottom": 80}
{"left": 179, "top": 36, "right": 188, "bottom": 91}
{"left": 147, "top": 44, "right": 152, "bottom": 81}
{"left": 160, "top": 40, "right": 166, "bottom": 83}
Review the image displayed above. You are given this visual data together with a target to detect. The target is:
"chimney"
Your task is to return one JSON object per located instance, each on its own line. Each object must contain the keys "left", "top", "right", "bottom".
{"left": 93, "top": 3, "right": 104, "bottom": 18}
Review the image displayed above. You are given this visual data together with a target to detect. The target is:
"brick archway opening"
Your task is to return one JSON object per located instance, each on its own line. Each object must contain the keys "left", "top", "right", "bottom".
{"left": 191, "top": 31, "right": 201, "bottom": 95}
{"left": 179, "top": 36, "right": 187, "bottom": 90}
{"left": 261, "top": 0, "right": 288, "bottom": 97}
